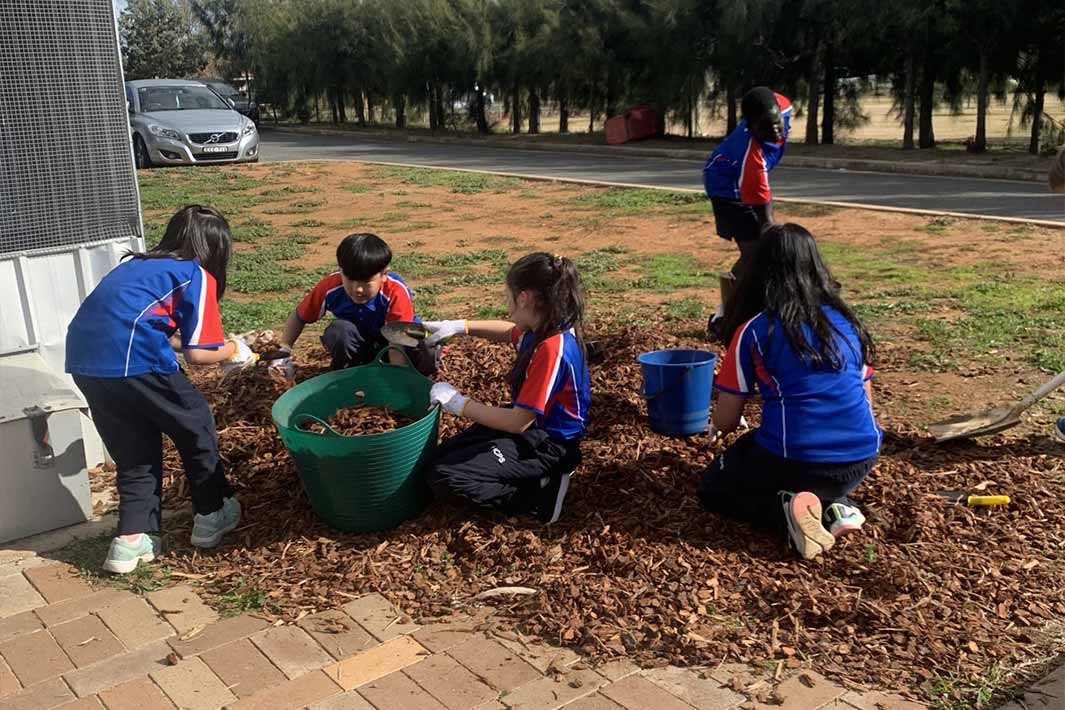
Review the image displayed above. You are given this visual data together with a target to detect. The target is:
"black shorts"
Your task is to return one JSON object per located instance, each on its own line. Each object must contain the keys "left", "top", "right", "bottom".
{"left": 710, "top": 197, "right": 764, "bottom": 243}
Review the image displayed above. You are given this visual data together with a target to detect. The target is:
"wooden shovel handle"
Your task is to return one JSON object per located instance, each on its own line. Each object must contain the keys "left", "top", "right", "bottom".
{"left": 1009, "top": 370, "right": 1065, "bottom": 417}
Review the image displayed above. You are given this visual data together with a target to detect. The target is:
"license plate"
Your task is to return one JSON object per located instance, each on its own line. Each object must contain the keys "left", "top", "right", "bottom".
{"left": 202, "top": 145, "right": 229, "bottom": 153}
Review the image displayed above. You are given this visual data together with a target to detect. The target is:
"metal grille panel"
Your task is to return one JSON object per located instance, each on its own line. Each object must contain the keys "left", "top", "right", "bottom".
{"left": 0, "top": 0, "right": 141, "bottom": 256}
{"left": 189, "top": 132, "right": 238, "bottom": 144}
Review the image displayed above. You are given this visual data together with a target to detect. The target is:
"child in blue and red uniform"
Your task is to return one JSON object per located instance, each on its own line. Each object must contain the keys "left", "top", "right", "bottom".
{"left": 421, "top": 253, "right": 591, "bottom": 523}
{"left": 280, "top": 232, "right": 435, "bottom": 375}
{"left": 66, "top": 206, "right": 256, "bottom": 574}
{"left": 704, "top": 86, "right": 792, "bottom": 339}
{"left": 697, "top": 224, "right": 881, "bottom": 560}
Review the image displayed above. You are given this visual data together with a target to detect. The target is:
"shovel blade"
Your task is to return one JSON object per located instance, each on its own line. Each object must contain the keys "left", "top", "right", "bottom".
{"left": 928, "top": 407, "right": 1021, "bottom": 443}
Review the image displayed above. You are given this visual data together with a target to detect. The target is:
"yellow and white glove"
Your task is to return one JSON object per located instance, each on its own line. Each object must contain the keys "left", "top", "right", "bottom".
{"left": 430, "top": 382, "right": 469, "bottom": 416}
{"left": 423, "top": 320, "right": 468, "bottom": 347}
{"left": 222, "top": 337, "right": 258, "bottom": 371}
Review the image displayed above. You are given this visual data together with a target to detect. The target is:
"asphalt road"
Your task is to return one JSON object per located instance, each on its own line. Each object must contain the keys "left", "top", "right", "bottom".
{"left": 260, "top": 129, "right": 1064, "bottom": 223}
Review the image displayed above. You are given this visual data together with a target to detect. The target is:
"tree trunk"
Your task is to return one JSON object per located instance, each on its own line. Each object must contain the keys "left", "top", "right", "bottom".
{"left": 1029, "top": 82, "right": 1045, "bottom": 154}
{"left": 528, "top": 87, "right": 540, "bottom": 134}
{"left": 314, "top": 93, "right": 320, "bottom": 123}
{"left": 511, "top": 83, "right": 522, "bottom": 134}
{"left": 559, "top": 91, "right": 569, "bottom": 133}
{"left": 821, "top": 40, "right": 835, "bottom": 145}
{"left": 605, "top": 68, "right": 618, "bottom": 118}
{"left": 475, "top": 86, "right": 489, "bottom": 134}
{"left": 336, "top": 87, "right": 346, "bottom": 124}
{"left": 436, "top": 86, "right": 447, "bottom": 131}
{"left": 686, "top": 79, "right": 694, "bottom": 138}
{"left": 354, "top": 90, "right": 366, "bottom": 126}
{"left": 726, "top": 82, "right": 737, "bottom": 133}
{"left": 366, "top": 94, "right": 375, "bottom": 125}
{"left": 973, "top": 48, "right": 989, "bottom": 152}
{"left": 805, "top": 42, "right": 820, "bottom": 144}
{"left": 918, "top": 57, "right": 936, "bottom": 149}
{"left": 428, "top": 84, "right": 438, "bottom": 130}
{"left": 394, "top": 94, "right": 406, "bottom": 129}
{"left": 902, "top": 50, "right": 916, "bottom": 149}
{"left": 329, "top": 90, "right": 339, "bottom": 125}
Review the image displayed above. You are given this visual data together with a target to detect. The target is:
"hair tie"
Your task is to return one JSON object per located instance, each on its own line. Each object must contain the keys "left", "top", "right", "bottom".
{"left": 552, "top": 254, "right": 563, "bottom": 268}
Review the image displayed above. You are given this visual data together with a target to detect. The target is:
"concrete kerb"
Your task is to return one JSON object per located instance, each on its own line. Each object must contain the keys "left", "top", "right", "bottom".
{"left": 271, "top": 125, "right": 1049, "bottom": 184}
{"left": 266, "top": 155, "right": 1065, "bottom": 230}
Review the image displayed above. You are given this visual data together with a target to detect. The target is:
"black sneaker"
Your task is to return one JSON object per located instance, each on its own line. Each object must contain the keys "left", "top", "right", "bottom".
{"left": 536, "top": 473, "right": 571, "bottom": 524}
{"left": 707, "top": 314, "right": 725, "bottom": 343}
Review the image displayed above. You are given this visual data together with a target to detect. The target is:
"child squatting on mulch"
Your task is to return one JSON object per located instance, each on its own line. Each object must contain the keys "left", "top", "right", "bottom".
{"left": 71, "top": 204, "right": 886, "bottom": 572}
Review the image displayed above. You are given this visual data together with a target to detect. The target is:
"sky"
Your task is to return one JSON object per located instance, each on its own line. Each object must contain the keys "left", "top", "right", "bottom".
{"left": 113, "top": 0, "right": 127, "bottom": 16}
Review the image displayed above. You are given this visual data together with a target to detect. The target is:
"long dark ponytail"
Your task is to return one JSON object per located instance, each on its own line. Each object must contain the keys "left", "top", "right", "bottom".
{"left": 129, "top": 205, "right": 232, "bottom": 299}
{"left": 722, "top": 223, "right": 875, "bottom": 369}
{"left": 507, "top": 252, "right": 586, "bottom": 394}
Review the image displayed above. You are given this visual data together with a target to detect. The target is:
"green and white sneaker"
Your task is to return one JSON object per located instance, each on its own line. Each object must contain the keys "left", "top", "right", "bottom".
{"left": 102, "top": 534, "right": 161, "bottom": 574}
{"left": 825, "top": 503, "right": 866, "bottom": 538}
{"left": 191, "top": 497, "right": 242, "bottom": 549}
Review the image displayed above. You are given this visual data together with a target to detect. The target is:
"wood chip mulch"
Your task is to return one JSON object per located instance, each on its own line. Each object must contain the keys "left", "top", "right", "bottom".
{"left": 152, "top": 321, "right": 1065, "bottom": 697}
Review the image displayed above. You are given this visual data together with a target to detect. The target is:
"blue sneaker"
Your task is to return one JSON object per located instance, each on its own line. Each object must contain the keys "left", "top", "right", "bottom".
{"left": 1055, "top": 418, "right": 1065, "bottom": 444}
{"left": 102, "top": 534, "right": 161, "bottom": 574}
{"left": 191, "top": 497, "right": 241, "bottom": 549}
{"left": 824, "top": 503, "right": 866, "bottom": 538}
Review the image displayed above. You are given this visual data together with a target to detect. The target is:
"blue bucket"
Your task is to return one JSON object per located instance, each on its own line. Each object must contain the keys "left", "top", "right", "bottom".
{"left": 637, "top": 349, "right": 717, "bottom": 436}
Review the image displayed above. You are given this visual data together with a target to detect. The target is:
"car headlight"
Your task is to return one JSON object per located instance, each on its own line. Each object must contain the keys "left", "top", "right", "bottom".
{"left": 147, "top": 124, "right": 182, "bottom": 141}
{"left": 243, "top": 120, "right": 256, "bottom": 136}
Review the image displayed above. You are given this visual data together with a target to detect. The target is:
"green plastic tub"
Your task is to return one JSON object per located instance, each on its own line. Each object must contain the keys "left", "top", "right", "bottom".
{"left": 271, "top": 347, "right": 439, "bottom": 532}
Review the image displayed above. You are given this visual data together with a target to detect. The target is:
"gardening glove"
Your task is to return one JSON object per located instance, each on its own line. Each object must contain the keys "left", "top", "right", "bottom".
{"left": 430, "top": 382, "right": 469, "bottom": 416}
{"left": 268, "top": 349, "right": 295, "bottom": 381}
{"left": 707, "top": 422, "right": 720, "bottom": 446}
{"left": 222, "top": 337, "right": 258, "bottom": 372}
{"left": 423, "top": 320, "right": 468, "bottom": 347}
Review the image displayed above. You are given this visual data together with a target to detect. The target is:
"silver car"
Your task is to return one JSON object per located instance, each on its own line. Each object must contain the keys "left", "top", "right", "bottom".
{"left": 125, "top": 79, "right": 259, "bottom": 168}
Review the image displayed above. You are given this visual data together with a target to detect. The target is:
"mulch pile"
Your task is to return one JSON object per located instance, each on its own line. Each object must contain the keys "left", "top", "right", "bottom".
{"left": 156, "top": 321, "right": 1065, "bottom": 697}
{"left": 297, "top": 405, "right": 418, "bottom": 436}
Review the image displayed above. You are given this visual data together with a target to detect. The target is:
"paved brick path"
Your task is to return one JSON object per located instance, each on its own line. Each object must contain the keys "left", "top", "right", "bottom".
{"left": 0, "top": 552, "right": 939, "bottom": 710}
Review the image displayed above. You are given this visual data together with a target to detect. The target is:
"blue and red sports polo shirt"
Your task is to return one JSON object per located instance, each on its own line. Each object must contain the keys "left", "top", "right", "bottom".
{"left": 66, "top": 257, "right": 226, "bottom": 378}
{"left": 296, "top": 271, "right": 418, "bottom": 340}
{"left": 703, "top": 93, "right": 792, "bottom": 205}
{"left": 511, "top": 328, "right": 591, "bottom": 441}
{"left": 715, "top": 306, "right": 881, "bottom": 463}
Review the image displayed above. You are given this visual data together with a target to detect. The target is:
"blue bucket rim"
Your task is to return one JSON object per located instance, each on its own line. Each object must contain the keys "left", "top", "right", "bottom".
{"left": 636, "top": 348, "right": 717, "bottom": 367}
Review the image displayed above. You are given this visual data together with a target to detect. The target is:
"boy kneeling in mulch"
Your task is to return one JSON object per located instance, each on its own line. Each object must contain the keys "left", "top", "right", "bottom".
{"left": 697, "top": 224, "right": 882, "bottom": 560}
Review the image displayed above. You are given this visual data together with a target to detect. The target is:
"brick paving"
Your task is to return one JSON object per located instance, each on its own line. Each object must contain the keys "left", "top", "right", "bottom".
{"left": 11, "top": 553, "right": 1062, "bottom": 710}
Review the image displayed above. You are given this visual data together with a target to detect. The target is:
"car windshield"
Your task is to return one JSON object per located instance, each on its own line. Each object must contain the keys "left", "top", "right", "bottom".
{"left": 137, "top": 85, "right": 230, "bottom": 112}
{"left": 209, "top": 83, "right": 240, "bottom": 98}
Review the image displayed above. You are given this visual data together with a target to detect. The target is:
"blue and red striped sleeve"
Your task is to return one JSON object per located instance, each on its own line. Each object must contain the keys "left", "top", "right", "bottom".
{"left": 515, "top": 334, "right": 564, "bottom": 414}
{"left": 380, "top": 276, "right": 415, "bottom": 323}
{"left": 297, "top": 272, "right": 343, "bottom": 323}
{"left": 738, "top": 138, "right": 770, "bottom": 205}
{"left": 863, "top": 364, "right": 875, "bottom": 381}
{"left": 177, "top": 267, "right": 225, "bottom": 349}
{"left": 715, "top": 315, "right": 760, "bottom": 396}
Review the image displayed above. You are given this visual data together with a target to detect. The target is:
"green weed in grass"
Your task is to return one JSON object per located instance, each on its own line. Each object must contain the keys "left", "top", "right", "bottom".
{"left": 662, "top": 297, "right": 706, "bottom": 320}
{"left": 778, "top": 202, "right": 841, "bottom": 218}
{"left": 544, "top": 236, "right": 561, "bottom": 242}
{"left": 635, "top": 254, "right": 711, "bottom": 290}
{"left": 219, "top": 578, "right": 267, "bottom": 617}
{"left": 292, "top": 218, "right": 325, "bottom": 228}
{"left": 137, "top": 168, "right": 264, "bottom": 214}
{"left": 341, "top": 183, "right": 372, "bottom": 194}
{"left": 395, "top": 200, "right": 433, "bottom": 209}
{"left": 222, "top": 297, "right": 298, "bottom": 332}
{"left": 259, "top": 185, "right": 320, "bottom": 198}
{"left": 387, "top": 222, "right": 436, "bottom": 233}
{"left": 571, "top": 188, "right": 702, "bottom": 216}
{"left": 917, "top": 216, "right": 957, "bottom": 235}
{"left": 232, "top": 217, "right": 274, "bottom": 243}
{"left": 262, "top": 199, "right": 325, "bottom": 215}
{"left": 286, "top": 231, "right": 319, "bottom": 244}
{"left": 474, "top": 303, "right": 510, "bottom": 319}
{"left": 575, "top": 249, "right": 623, "bottom": 276}
{"left": 371, "top": 166, "right": 520, "bottom": 194}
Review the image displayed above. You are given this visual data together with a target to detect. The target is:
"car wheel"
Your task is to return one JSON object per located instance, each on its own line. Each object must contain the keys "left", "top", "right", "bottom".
{"left": 133, "top": 134, "right": 152, "bottom": 169}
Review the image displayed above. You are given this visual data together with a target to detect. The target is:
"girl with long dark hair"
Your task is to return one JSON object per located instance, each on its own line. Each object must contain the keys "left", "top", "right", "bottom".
{"left": 421, "top": 252, "right": 591, "bottom": 523}
{"left": 66, "top": 205, "right": 256, "bottom": 573}
{"left": 699, "top": 223, "right": 881, "bottom": 560}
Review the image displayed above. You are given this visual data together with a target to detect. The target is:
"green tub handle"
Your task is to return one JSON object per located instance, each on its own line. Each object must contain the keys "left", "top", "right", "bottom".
{"left": 292, "top": 413, "right": 344, "bottom": 438}
{"left": 371, "top": 344, "right": 418, "bottom": 369}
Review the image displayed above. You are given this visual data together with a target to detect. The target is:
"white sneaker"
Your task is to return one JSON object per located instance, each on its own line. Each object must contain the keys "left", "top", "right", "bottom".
{"left": 781, "top": 491, "right": 835, "bottom": 560}
{"left": 191, "top": 497, "right": 241, "bottom": 549}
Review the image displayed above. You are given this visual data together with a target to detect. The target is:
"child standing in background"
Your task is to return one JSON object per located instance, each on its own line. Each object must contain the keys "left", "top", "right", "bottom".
{"left": 279, "top": 233, "right": 435, "bottom": 375}
{"left": 422, "top": 253, "right": 591, "bottom": 524}
{"left": 66, "top": 205, "right": 255, "bottom": 573}
{"left": 703, "top": 86, "right": 792, "bottom": 341}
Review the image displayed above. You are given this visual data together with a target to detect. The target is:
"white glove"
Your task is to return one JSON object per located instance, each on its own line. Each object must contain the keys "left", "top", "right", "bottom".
{"left": 430, "top": 382, "right": 469, "bottom": 416}
{"left": 222, "top": 337, "right": 258, "bottom": 371}
{"left": 423, "top": 320, "right": 468, "bottom": 347}
{"left": 270, "top": 357, "right": 295, "bottom": 381}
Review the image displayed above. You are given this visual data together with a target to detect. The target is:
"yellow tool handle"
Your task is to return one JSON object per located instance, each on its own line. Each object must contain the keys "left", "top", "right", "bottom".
{"left": 966, "top": 495, "right": 1010, "bottom": 506}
